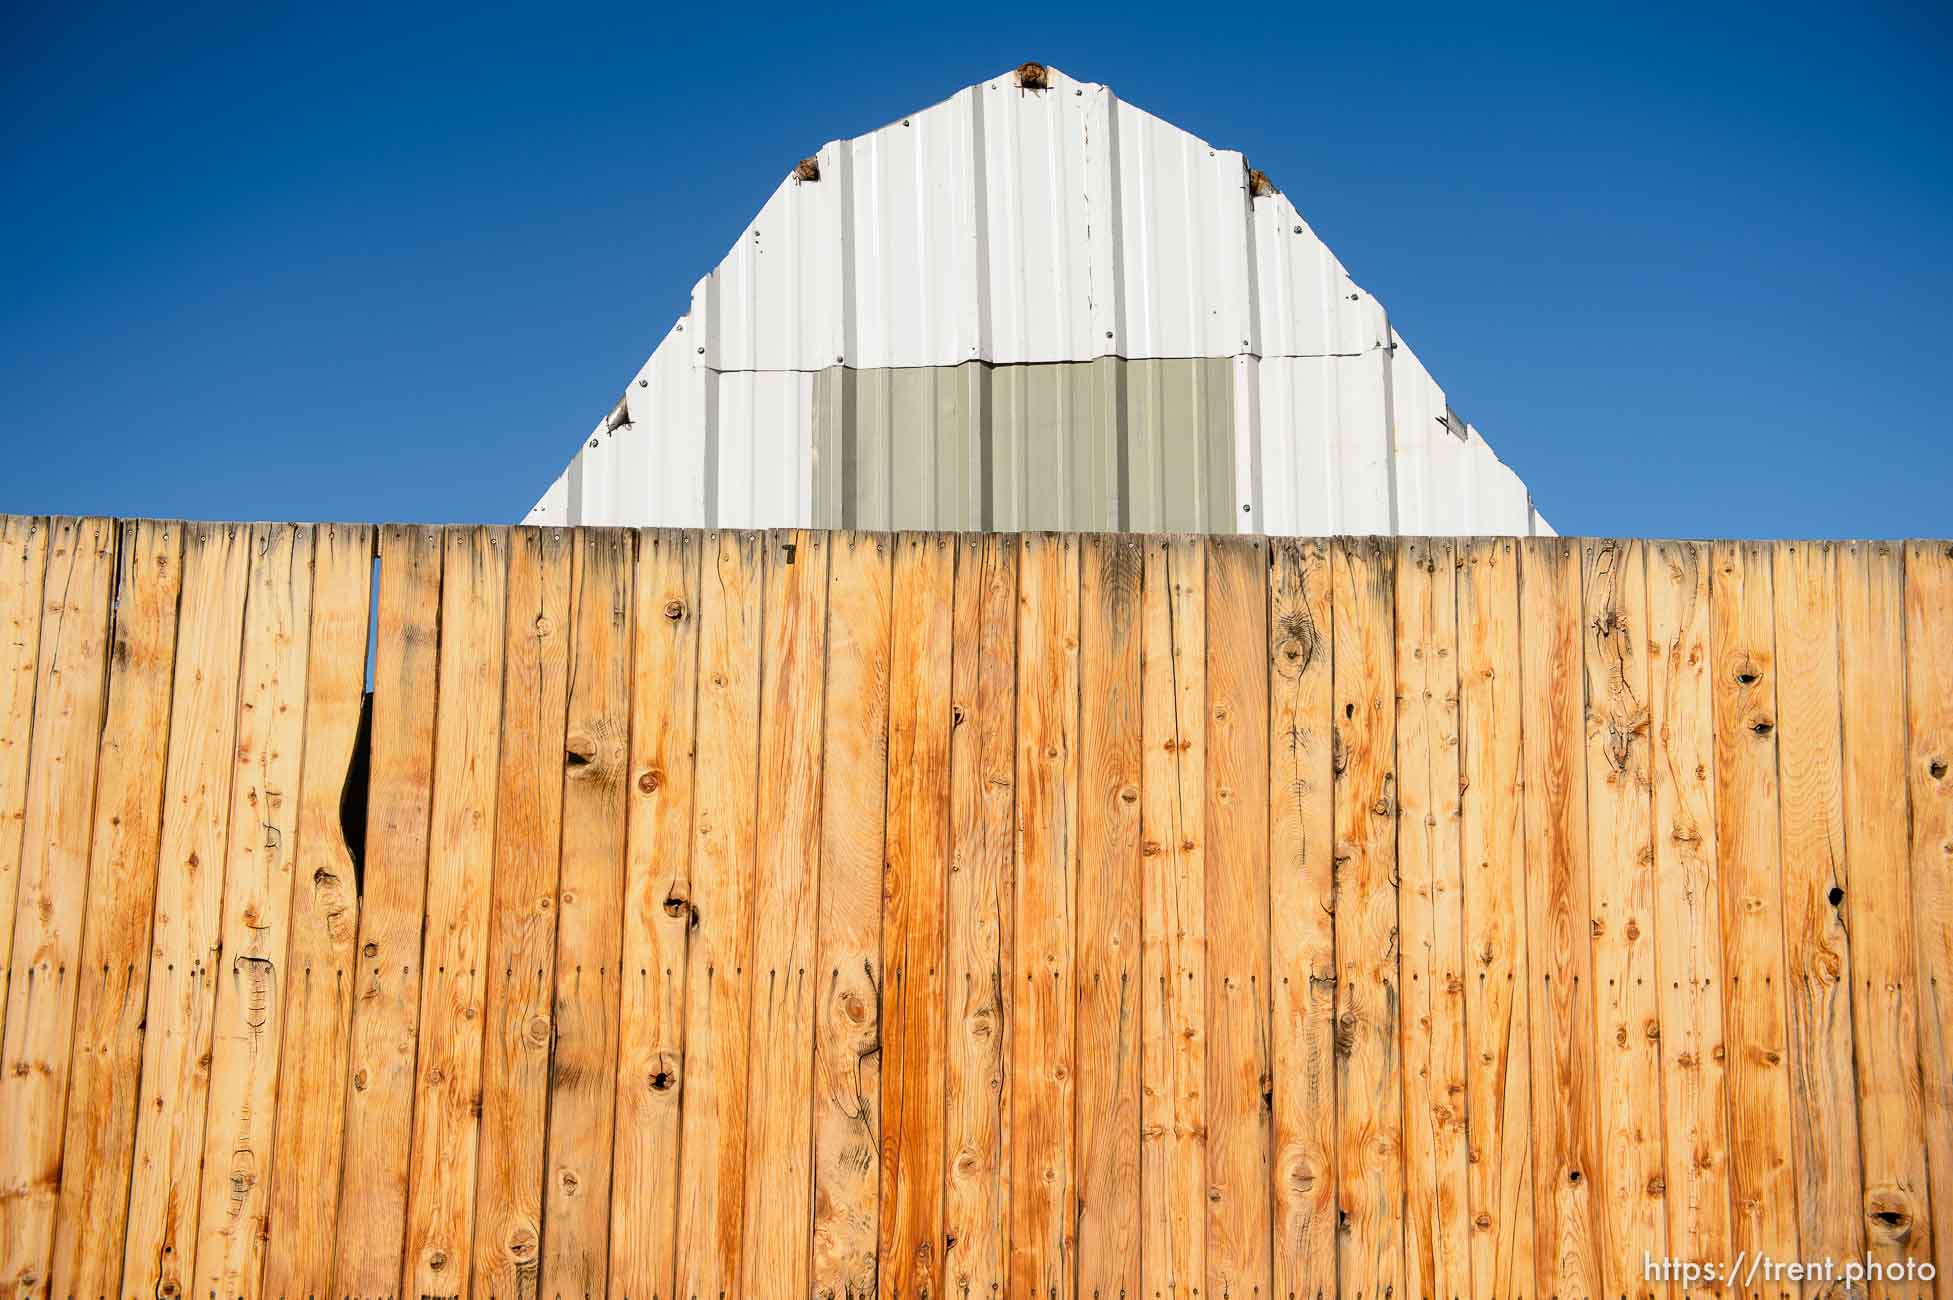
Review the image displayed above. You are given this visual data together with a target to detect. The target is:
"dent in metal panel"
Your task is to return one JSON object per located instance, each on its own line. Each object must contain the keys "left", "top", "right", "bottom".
{"left": 811, "top": 357, "right": 1235, "bottom": 533}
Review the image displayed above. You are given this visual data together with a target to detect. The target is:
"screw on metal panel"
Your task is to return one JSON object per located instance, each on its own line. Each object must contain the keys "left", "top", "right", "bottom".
{"left": 1294, "top": 224, "right": 1304, "bottom": 233}
{"left": 697, "top": 346, "right": 705, "bottom": 353}
{"left": 638, "top": 378, "right": 648, "bottom": 387}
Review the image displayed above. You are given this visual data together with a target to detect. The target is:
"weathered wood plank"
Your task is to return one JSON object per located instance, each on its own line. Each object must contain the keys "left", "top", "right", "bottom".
{"left": 742, "top": 530, "right": 827, "bottom": 1300}
{"left": 1140, "top": 536, "right": 1205, "bottom": 1300}
{"left": 1457, "top": 537, "right": 1537, "bottom": 1300}
{"left": 472, "top": 527, "right": 574, "bottom": 1300}
{"left": 608, "top": 529, "right": 696, "bottom": 1300}
{"left": 1518, "top": 537, "right": 1603, "bottom": 1300}
{"left": 1836, "top": 541, "right": 1935, "bottom": 1298}
{"left": 1269, "top": 538, "right": 1337, "bottom": 1300}
{"left": 1580, "top": 539, "right": 1668, "bottom": 1300}
{"left": 1395, "top": 537, "right": 1471, "bottom": 1300}
{"left": 1771, "top": 541, "right": 1864, "bottom": 1294}
{"left": 1901, "top": 541, "right": 1953, "bottom": 1300}
{"left": 878, "top": 533, "right": 953, "bottom": 1300}
{"left": 260, "top": 524, "right": 377, "bottom": 1300}
{"left": 811, "top": 533, "right": 891, "bottom": 1300}
{"left": 943, "top": 534, "right": 1015, "bottom": 1300}
{"left": 121, "top": 524, "right": 252, "bottom": 1300}
{"left": 1646, "top": 541, "right": 1734, "bottom": 1285}
{"left": 191, "top": 524, "right": 316, "bottom": 1300}
{"left": 1331, "top": 536, "right": 1404, "bottom": 1300}
{"left": 401, "top": 527, "right": 509, "bottom": 1300}
{"left": 0, "top": 516, "right": 49, "bottom": 1043}
{"left": 47, "top": 520, "right": 184, "bottom": 1300}
{"left": 332, "top": 524, "right": 443, "bottom": 1299}
{"left": 1708, "top": 540, "right": 1802, "bottom": 1292}
{"left": 1011, "top": 533, "right": 1079, "bottom": 1300}
{"left": 672, "top": 531, "right": 763, "bottom": 1300}
{"left": 1073, "top": 534, "right": 1142, "bottom": 1300}
{"left": 1204, "top": 535, "right": 1272, "bottom": 1300}
{"left": 0, "top": 517, "right": 115, "bottom": 1300}
{"left": 540, "top": 528, "right": 635, "bottom": 1300}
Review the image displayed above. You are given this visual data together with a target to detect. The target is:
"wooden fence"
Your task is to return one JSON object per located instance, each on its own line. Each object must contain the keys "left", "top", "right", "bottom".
{"left": 0, "top": 515, "right": 1948, "bottom": 1300}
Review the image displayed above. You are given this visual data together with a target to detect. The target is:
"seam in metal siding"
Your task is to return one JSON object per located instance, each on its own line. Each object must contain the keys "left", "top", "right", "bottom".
{"left": 810, "top": 357, "right": 1236, "bottom": 533}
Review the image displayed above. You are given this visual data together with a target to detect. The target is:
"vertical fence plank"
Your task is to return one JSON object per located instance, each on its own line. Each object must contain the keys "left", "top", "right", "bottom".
{"left": 1837, "top": 542, "right": 1935, "bottom": 1296}
{"left": 1646, "top": 541, "right": 1734, "bottom": 1284}
{"left": 879, "top": 534, "right": 954, "bottom": 1300}
{"left": 333, "top": 524, "right": 444, "bottom": 1299}
{"left": 1902, "top": 541, "right": 1953, "bottom": 1299}
{"left": 1709, "top": 540, "right": 1802, "bottom": 1293}
{"left": 401, "top": 527, "right": 509, "bottom": 1300}
{"left": 1269, "top": 538, "right": 1337, "bottom": 1300}
{"left": 1580, "top": 539, "right": 1667, "bottom": 1300}
{"left": 0, "top": 516, "right": 49, "bottom": 1042}
{"left": 944, "top": 534, "right": 1016, "bottom": 1300}
{"left": 1332, "top": 536, "right": 1403, "bottom": 1300}
{"left": 1074, "top": 534, "right": 1143, "bottom": 1300}
{"left": 1518, "top": 537, "right": 1603, "bottom": 1300}
{"left": 261, "top": 524, "right": 376, "bottom": 1300}
{"left": 191, "top": 524, "right": 315, "bottom": 1300}
{"left": 1011, "top": 533, "right": 1079, "bottom": 1300}
{"left": 673, "top": 531, "right": 763, "bottom": 1300}
{"left": 0, "top": 517, "right": 115, "bottom": 1300}
{"left": 540, "top": 528, "right": 635, "bottom": 1300}
{"left": 742, "top": 531, "right": 828, "bottom": 1300}
{"left": 121, "top": 524, "right": 251, "bottom": 1300}
{"left": 609, "top": 529, "right": 697, "bottom": 1300}
{"left": 1396, "top": 537, "right": 1471, "bottom": 1300}
{"left": 811, "top": 534, "right": 891, "bottom": 1300}
{"left": 473, "top": 527, "right": 574, "bottom": 1300}
{"left": 49, "top": 520, "right": 182, "bottom": 1300}
{"left": 1457, "top": 537, "right": 1537, "bottom": 1300}
{"left": 1771, "top": 541, "right": 1865, "bottom": 1290}
{"left": 1141, "top": 536, "right": 1206, "bottom": 1300}
{"left": 1205, "top": 535, "right": 1272, "bottom": 1300}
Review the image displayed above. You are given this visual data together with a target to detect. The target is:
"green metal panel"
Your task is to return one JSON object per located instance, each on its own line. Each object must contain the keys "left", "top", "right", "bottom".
{"left": 812, "top": 357, "right": 1235, "bottom": 532}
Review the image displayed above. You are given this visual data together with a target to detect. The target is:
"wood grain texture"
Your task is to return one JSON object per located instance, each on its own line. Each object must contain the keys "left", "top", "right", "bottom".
{"left": 811, "top": 534, "right": 890, "bottom": 1300}
{"left": 609, "top": 529, "right": 696, "bottom": 1300}
{"left": 1395, "top": 538, "right": 1470, "bottom": 1300}
{"left": 1518, "top": 537, "right": 1602, "bottom": 1300}
{"left": 472, "top": 527, "right": 573, "bottom": 1300}
{"left": 673, "top": 531, "right": 762, "bottom": 1300}
{"left": 1140, "top": 536, "right": 1206, "bottom": 1300}
{"left": 48, "top": 520, "right": 184, "bottom": 1300}
{"left": 1073, "top": 534, "right": 1142, "bottom": 1300}
{"left": 1204, "top": 536, "right": 1271, "bottom": 1300}
{"left": 1646, "top": 541, "right": 1734, "bottom": 1285}
{"left": 742, "top": 531, "right": 827, "bottom": 1300}
{"left": 0, "top": 516, "right": 49, "bottom": 1052}
{"left": 1269, "top": 538, "right": 1337, "bottom": 1300}
{"left": 541, "top": 529, "right": 635, "bottom": 1300}
{"left": 1331, "top": 536, "right": 1403, "bottom": 1300}
{"left": 1901, "top": 541, "right": 1953, "bottom": 1300}
{"left": 121, "top": 524, "right": 251, "bottom": 1300}
{"left": 402, "top": 527, "right": 508, "bottom": 1300}
{"left": 1770, "top": 541, "right": 1864, "bottom": 1296}
{"left": 1456, "top": 538, "right": 1536, "bottom": 1300}
{"left": 1011, "top": 533, "right": 1078, "bottom": 1300}
{"left": 333, "top": 524, "right": 443, "bottom": 1300}
{"left": 260, "top": 524, "right": 376, "bottom": 1300}
{"left": 1836, "top": 542, "right": 1934, "bottom": 1298}
{"left": 0, "top": 517, "right": 115, "bottom": 1300}
{"left": 878, "top": 534, "right": 953, "bottom": 1300}
{"left": 1579, "top": 539, "right": 1668, "bottom": 1300}
{"left": 1708, "top": 540, "right": 1802, "bottom": 1295}
{"left": 191, "top": 524, "right": 316, "bottom": 1300}
{"left": 943, "top": 535, "right": 1015, "bottom": 1300}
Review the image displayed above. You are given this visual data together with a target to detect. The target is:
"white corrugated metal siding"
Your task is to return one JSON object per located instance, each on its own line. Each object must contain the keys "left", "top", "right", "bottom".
{"left": 529, "top": 64, "right": 1550, "bottom": 536}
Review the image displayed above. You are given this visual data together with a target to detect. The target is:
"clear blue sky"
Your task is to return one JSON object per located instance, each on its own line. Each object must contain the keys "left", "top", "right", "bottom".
{"left": 4, "top": 1, "right": 1948, "bottom": 537}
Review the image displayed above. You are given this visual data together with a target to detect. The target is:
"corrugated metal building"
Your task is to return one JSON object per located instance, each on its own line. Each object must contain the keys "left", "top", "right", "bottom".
{"left": 527, "top": 63, "right": 1551, "bottom": 536}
